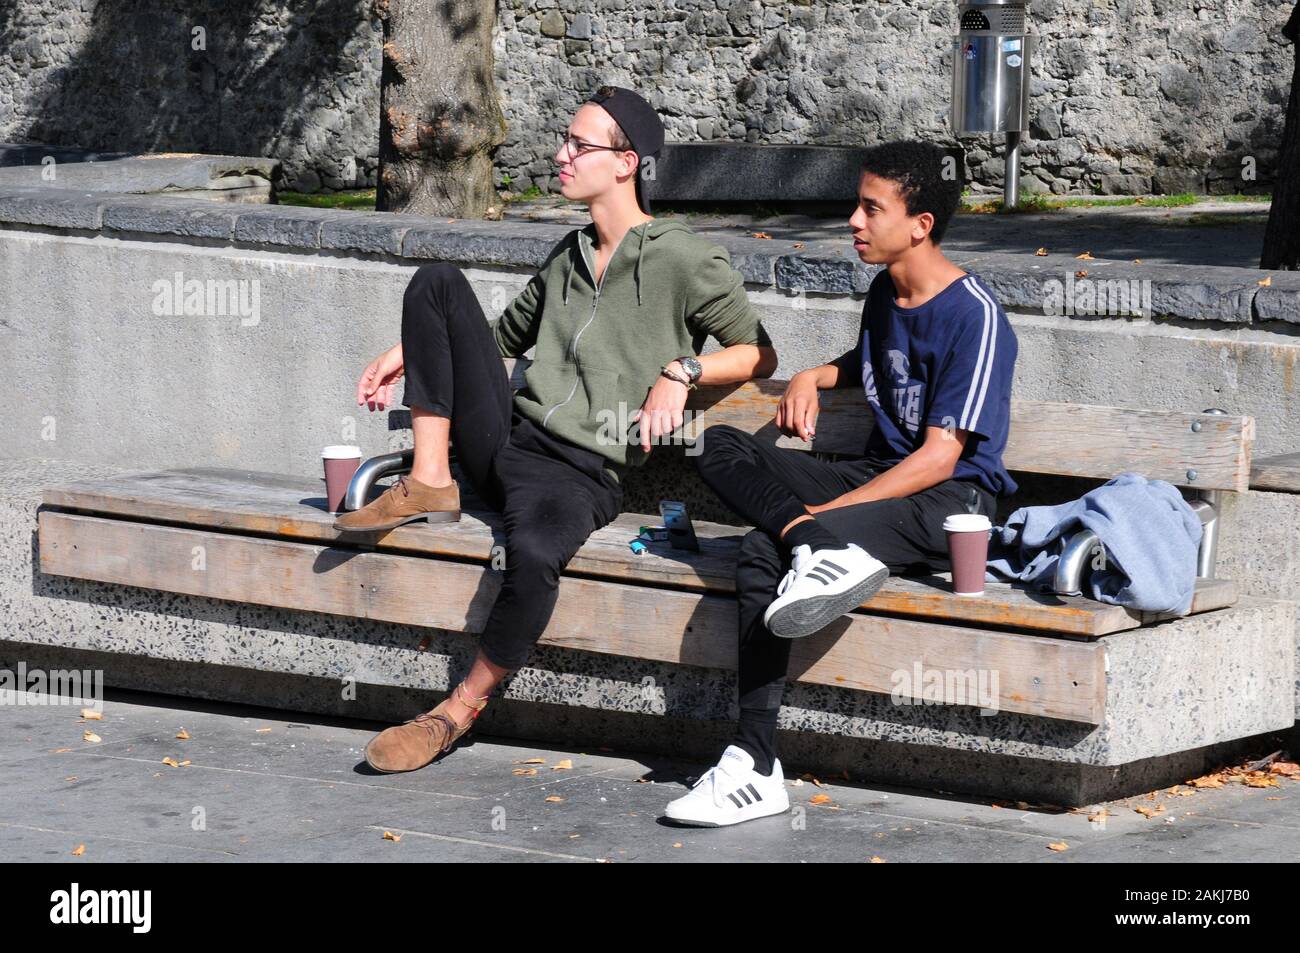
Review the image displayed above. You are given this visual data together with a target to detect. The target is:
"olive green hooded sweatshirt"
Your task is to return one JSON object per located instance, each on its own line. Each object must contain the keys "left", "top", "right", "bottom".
{"left": 489, "top": 219, "right": 763, "bottom": 482}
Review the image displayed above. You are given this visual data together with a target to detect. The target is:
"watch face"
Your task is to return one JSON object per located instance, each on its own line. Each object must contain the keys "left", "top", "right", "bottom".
{"left": 680, "top": 356, "right": 703, "bottom": 382}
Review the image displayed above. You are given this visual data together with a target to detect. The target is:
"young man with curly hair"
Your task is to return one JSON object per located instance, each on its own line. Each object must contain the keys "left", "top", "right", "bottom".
{"left": 666, "top": 141, "right": 1018, "bottom": 827}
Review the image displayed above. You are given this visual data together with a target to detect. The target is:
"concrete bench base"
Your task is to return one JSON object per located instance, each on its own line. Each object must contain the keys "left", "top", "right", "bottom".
{"left": 5, "top": 464, "right": 1294, "bottom": 807}
{"left": 3, "top": 607, "right": 1293, "bottom": 809}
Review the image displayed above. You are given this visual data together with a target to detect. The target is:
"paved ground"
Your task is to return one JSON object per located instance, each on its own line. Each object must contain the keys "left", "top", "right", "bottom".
{"left": 2, "top": 687, "right": 1297, "bottom": 863}
{"left": 508, "top": 197, "right": 1273, "bottom": 269}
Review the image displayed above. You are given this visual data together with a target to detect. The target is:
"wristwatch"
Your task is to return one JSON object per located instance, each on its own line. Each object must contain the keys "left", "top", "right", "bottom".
{"left": 660, "top": 364, "right": 694, "bottom": 389}
{"left": 675, "top": 356, "right": 703, "bottom": 385}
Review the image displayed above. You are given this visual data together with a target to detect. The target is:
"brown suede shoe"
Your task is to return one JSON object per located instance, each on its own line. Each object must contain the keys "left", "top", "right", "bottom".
{"left": 333, "top": 473, "right": 460, "bottom": 533}
{"left": 364, "top": 685, "right": 487, "bottom": 773}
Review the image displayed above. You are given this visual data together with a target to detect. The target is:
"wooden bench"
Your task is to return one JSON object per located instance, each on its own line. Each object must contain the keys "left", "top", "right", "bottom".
{"left": 38, "top": 361, "right": 1255, "bottom": 733}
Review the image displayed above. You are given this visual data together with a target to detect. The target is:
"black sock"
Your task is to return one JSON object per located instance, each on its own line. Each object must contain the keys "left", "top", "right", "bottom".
{"left": 733, "top": 708, "right": 780, "bottom": 776}
{"left": 781, "top": 518, "right": 844, "bottom": 554}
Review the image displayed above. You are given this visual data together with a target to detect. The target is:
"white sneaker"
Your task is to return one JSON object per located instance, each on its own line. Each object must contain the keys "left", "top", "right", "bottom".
{"left": 762, "top": 543, "right": 889, "bottom": 639}
{"left": 663, "top": 745, "right": 790, "bottom": 827}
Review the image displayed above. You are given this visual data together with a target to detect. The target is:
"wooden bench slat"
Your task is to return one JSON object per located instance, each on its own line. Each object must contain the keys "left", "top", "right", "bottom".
{"left": 38, "top": 510, "right": 1107, "bottom": 724}
{"left": 1250, "top": 451, "right": 1300, "bottom": 493}
{"left": 41, "top": 467, "right": 1237, "bottom": 637}
{"left": 676, "top": 379, "right": 1254, "bottom": 492}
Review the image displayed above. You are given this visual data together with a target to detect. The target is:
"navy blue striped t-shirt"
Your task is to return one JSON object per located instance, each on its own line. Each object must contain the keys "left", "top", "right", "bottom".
{"left": 852, "top": 270, "right": 1018, "bottom": 497}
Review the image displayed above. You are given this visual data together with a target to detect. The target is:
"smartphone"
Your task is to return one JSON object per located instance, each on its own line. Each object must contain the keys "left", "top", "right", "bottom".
{"left": 659, "top": 500, "right": 700, "bottom": 552}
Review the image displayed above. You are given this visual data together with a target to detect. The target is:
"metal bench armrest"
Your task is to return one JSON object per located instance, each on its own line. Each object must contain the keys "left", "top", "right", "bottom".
{"left": 343, "top": 449, "right": 414, "bottom": 511}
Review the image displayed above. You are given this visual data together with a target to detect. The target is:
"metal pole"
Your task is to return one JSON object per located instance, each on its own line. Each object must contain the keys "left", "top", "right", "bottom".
{"left": 1004, "top": 130, "right": 1021, "bottom": 209}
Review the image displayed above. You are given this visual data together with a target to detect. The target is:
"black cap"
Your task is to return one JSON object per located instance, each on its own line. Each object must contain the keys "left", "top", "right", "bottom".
{"left": 584, "top": 85, "right": 664, "bottom": 214}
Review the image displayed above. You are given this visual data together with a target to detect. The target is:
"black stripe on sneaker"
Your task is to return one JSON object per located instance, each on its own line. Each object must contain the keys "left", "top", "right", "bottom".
{"left": 737, "top": 787, "right": 753, "bottom": 805}
{"left": 820, "top": 559, "right": 849, "bottom": 574}
{"left": 806, "top": 567, "right": 837, "bottom": 584}
{"left": 727, "top": 792, "right": 744, "bottom": 808}
{"left": 746, "top": 782, "right": 762, "bottom": 802}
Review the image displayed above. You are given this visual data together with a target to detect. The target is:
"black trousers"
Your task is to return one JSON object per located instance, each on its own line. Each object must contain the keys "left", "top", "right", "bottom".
{"left": 400, "top": 262, "right": 622, "bottom": 670}
{"left": 694, "top": 424, "right": 997, "bottom": 751}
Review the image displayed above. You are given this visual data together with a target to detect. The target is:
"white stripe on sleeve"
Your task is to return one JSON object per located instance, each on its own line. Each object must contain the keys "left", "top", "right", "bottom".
{"left": 958, "top": 277, "right": 993, "bottom": 430}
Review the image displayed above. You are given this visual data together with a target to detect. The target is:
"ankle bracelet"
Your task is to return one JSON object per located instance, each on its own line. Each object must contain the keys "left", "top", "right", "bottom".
{"left": 456, "top": 682, "right": 490, "bottom": 710}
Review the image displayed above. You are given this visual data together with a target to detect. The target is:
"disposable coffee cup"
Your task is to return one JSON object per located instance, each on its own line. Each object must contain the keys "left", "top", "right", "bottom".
{"left": 943, "top": 513, "right": 992, "bottom": 597}
{"left": 322, "top": 445, "right": 363, "bottom": 514}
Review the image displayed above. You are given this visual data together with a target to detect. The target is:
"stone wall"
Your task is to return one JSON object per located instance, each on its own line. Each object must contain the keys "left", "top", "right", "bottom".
{"left": 1, "top": 1, "right": 1293, "bottom": 195}
{"left": 0, "top": 0, "right": 381, "bottom": 193}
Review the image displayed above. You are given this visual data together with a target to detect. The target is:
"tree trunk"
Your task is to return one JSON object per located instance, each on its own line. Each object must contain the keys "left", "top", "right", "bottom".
{"left": 372, "top": 0, "right": 506, "bottom": 216}
{"left": 1262, "top": 4, "right": 1300, "bottom": 270}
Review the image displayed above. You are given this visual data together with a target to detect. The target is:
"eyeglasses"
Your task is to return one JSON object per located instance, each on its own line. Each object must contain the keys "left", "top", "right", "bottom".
{"left": 559, "top": 135, "right": 627, "bottom": 159}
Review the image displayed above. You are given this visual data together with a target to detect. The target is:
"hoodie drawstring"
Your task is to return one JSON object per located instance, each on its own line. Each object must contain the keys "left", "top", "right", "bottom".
{"left": 635, "top": 224, "right": 647, "bottom": 305}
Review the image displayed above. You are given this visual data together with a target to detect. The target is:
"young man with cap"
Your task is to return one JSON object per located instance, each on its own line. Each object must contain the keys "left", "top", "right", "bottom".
{"left": 665, "top": 141, "right": 1017, "bottom": 827}
{"left": 339, "top": 86, "right": 778, "bottom": 774}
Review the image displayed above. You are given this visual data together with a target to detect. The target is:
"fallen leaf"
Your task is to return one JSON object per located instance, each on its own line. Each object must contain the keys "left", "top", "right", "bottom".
{"left": 80, "top": 708, "right": 103, "bottom": 721}
{"left": 869, "top": 856, "right": 887, "bottom": 863}
{"left": 176, "top": 728, "right": 191, "bottom": 740}
{"left": 1243, "top": 774, "right": 1279, "bottom": 789}
{"left": 255, "top": 727, "right": 272, "bottom": 734}
{"left": 544, "top": 796, "right": 565, "bottom": 803}
{"left": 382, "top": 830, "right": 401, "bottom": 842}
{"left": 1269, "top": 761, "right": 1300, "bottom": 778}
{"left": 72, "top": 844, "right": 85, "bottom": 856}
{"left": 1035, "top": 247, "right": 1048, "bottom": 256}
{"left": 1135, "top": 803, "right": 1166, "bottom": 818}
{"left": 162, "top": 757, "right": 180, "bottom": 768}
{"left": 512, "top": 767, "right": 538, "bottom": 777}
{"left": 64, "top": 776, "right": 78, "bottom": 782}
{"left": 513, "top": 757, "right": 546, "bottom": 765}
{"left": 672, "top": 842, "right": 682, "bottom": 848}
{"left": 1075, "top": 270, "right": 1089, "bottom": 278}
{"left": 551, "top": 759, "right": 573, "bottom": 771}
{"left": 179, "top": 760, "right": 192, "bottom": 767}
{"left": 809, "top": 793, "right": 833, "bottom": 805}
{"left": 791, "top": 242, "right": 805, "bottom": 249}
{"left": 1075, "top": 251, "right": 1094, "bottom": 260}
{"left": 82, "top": 731, "right": 101, "bottom": 744}
{"left": 1133, "top": 258, "right": 1143, "bottom": 264}
{"left": 51, "top": 747, "right": 72, "bottom": 754}
{"left": 752, "top": 231, "right": 773, "bottom": 240}
{"left": 1259, "top": 276, "right": 1272, "bottom": 287}
{"left": 1047, "top": 841, "right": 1070, "bottom": 851}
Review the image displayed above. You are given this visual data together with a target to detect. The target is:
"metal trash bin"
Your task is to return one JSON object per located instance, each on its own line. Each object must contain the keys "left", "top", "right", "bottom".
{"left": 950, "top": 1, "right": 1034, "bottom": 206}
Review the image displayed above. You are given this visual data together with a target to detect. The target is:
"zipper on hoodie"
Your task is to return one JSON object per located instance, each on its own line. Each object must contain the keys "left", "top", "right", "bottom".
{"left": 541, "top": 230, "right": 626, "bottom": 430}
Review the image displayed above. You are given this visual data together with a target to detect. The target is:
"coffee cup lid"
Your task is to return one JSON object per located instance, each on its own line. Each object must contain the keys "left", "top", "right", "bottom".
{"left": 943, "top": 513, "right": 991, "bottom": 533}
{"left": 322, "top": 445, "right": 363, "bottom": 459}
